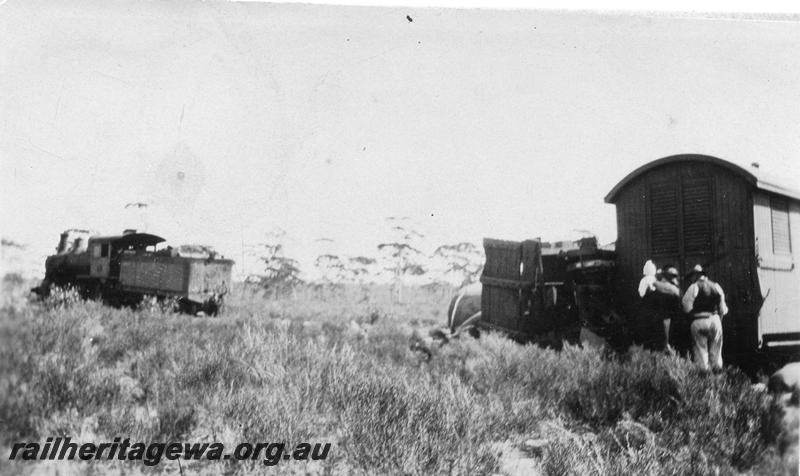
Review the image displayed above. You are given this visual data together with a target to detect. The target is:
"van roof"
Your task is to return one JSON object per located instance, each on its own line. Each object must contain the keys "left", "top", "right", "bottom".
{"left": 605, "top": 154, "right": 800, "bottom": 203}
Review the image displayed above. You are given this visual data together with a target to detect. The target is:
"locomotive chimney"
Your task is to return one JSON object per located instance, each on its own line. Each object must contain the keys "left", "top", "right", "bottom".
{"left": 123, "top": 229, "right": 137, "bottom": 235}
{"left": 57, "top": 232, "right": 69, "bottom": 254}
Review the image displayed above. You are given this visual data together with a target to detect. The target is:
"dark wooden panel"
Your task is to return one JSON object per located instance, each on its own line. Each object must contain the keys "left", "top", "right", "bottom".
{"left": 704, "top": 167, "right": 760, "bottom": 354}
{"left": 483, "top": 239, "right": 523, "bottom": 280}
{"left": 521, "top": 240, "right": 542, "bottom": 284}
{"left": 521, "top": 240, "right": 545, "bottom": 334}
{"left": 480, "top": 238, "right": 543, "bottom": 335}
{"left": 482, "top": 239, "right": 524, "bottom": 331}
{"left": 482, "top": 286, "right": 522, "bottom": 331}
{"left": 682, "top": 177, "right": 713, "bottom": 255}
{"left": 614, "top": 177, "right": 649, "bottom": 319}
{"left": 649, "top": 182, "right": 679, "bottom": 256}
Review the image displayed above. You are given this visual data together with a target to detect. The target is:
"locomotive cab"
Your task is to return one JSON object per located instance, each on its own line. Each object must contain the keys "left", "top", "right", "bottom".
{"left": 89, "top": 239, "right": 113, "bottom": 279}
{"left": 88, "top": 231, "right": 166, "bottom": 281}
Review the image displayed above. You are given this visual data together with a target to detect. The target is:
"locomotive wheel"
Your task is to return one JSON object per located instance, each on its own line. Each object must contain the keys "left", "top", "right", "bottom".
{"left": 31, "top": 280, "right": 52, "bottom": 298}
{"left": 86, "top": 283, "right": 103, "bottom": 301}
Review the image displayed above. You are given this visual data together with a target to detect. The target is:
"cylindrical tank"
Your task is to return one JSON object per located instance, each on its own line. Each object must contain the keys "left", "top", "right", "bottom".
{"left": 447, "top": 282, "right": 482, "bottom": 331}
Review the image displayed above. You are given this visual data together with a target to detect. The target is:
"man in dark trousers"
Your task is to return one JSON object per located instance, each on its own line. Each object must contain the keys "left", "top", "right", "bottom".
{"left": 639, "top": 265, "right": 682, "bottom": 352}
{"left": 682, "top": 264, "right": 729, "bottom": 371}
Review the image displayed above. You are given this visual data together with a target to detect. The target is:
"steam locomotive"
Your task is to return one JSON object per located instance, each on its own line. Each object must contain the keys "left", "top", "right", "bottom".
{"left": 33, "top": 229, "right": 234, "bottom": 315}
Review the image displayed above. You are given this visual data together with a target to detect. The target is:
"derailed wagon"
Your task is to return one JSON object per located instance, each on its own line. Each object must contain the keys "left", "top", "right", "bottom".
{"left": 476, "top": 237, "right": 620, "bottom": 347}
{"left": 34, "top": 229, "right": 233, "bottom": 315}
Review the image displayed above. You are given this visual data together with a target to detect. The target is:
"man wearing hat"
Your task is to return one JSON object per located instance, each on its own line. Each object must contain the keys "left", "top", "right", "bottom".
{"left": 682, "top": 264, "right": 729, "bottom": 371}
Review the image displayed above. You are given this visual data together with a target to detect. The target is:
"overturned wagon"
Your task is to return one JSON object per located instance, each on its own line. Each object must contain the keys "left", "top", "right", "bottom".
{"left": 35, "top": 229, "right": 233, "bottom": 315}
{"left": 447, "top": 237, "right": 617, "bottom": 346}
{"left": 477, "top": 237, "right": 618, "bottom": 345}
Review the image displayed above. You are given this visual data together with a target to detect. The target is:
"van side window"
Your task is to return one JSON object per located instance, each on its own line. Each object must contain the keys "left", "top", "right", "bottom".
{"left": 101, "top": 243, "right": 110, "bottom": 258}
{"left": 771, "top": 198, "right": 791, "bottom": 255}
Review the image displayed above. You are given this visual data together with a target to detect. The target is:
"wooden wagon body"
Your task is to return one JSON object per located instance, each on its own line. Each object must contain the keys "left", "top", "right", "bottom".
{"left": 479, "top": 237, "right": 616, "bottom": 342}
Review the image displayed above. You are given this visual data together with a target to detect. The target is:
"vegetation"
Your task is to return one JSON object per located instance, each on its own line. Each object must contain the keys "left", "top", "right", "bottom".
{"left": 431, "top": 242, "right": 484, "bottom": 287}
{"left": 249, "top": 229, "right": 304, "bottom": 296}
{"left": 0, "top": 278, "right": 795, "bottom": 475}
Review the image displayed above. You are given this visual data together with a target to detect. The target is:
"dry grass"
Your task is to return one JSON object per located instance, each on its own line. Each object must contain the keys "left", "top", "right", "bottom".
{"left": 0, "top": 280, "right": 793, "bottom": 474}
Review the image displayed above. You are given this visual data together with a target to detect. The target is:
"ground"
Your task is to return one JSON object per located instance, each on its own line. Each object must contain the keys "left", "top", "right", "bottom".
{"left": 0, "top": 279, "right": 797, "bottom": 475}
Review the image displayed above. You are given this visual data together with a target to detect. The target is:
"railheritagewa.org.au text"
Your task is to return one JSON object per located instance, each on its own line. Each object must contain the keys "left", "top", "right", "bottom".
{"left": 8, "top": 437, "right": 331, "bottom": 466}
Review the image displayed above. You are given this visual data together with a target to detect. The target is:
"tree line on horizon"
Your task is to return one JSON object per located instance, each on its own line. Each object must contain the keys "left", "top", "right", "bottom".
{"left": 246, "top": 218, "right": 485, "bottom": 295}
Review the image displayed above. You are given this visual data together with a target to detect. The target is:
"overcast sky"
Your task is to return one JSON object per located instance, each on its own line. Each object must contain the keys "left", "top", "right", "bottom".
{"left": 2, "top": 1, "right": 799, "bottom": 278}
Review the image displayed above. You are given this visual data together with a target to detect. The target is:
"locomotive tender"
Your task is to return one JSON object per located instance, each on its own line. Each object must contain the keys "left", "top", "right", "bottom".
{"left": 35, "top": 229, "right": 234, "bottom": 315}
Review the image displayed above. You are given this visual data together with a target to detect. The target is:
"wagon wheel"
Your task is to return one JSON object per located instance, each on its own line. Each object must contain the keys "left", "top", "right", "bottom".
{"left": 178, "top": 299, "right": 200, "bottom": 316}
{"left": 203, "top": 295, "right": 223, "bottom": 317}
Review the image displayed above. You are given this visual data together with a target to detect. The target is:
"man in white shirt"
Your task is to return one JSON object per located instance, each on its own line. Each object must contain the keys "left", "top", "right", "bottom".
{"left": 638, "top": 265, "right": 682, "bottom": 353}
{"left": 682, "top": 265, "right": 728, "bottom": 372}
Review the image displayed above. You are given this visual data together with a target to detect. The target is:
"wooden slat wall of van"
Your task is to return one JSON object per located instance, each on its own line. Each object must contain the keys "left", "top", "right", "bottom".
{"left": 480, "top": 238, "right": 543, "bottom": 336}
